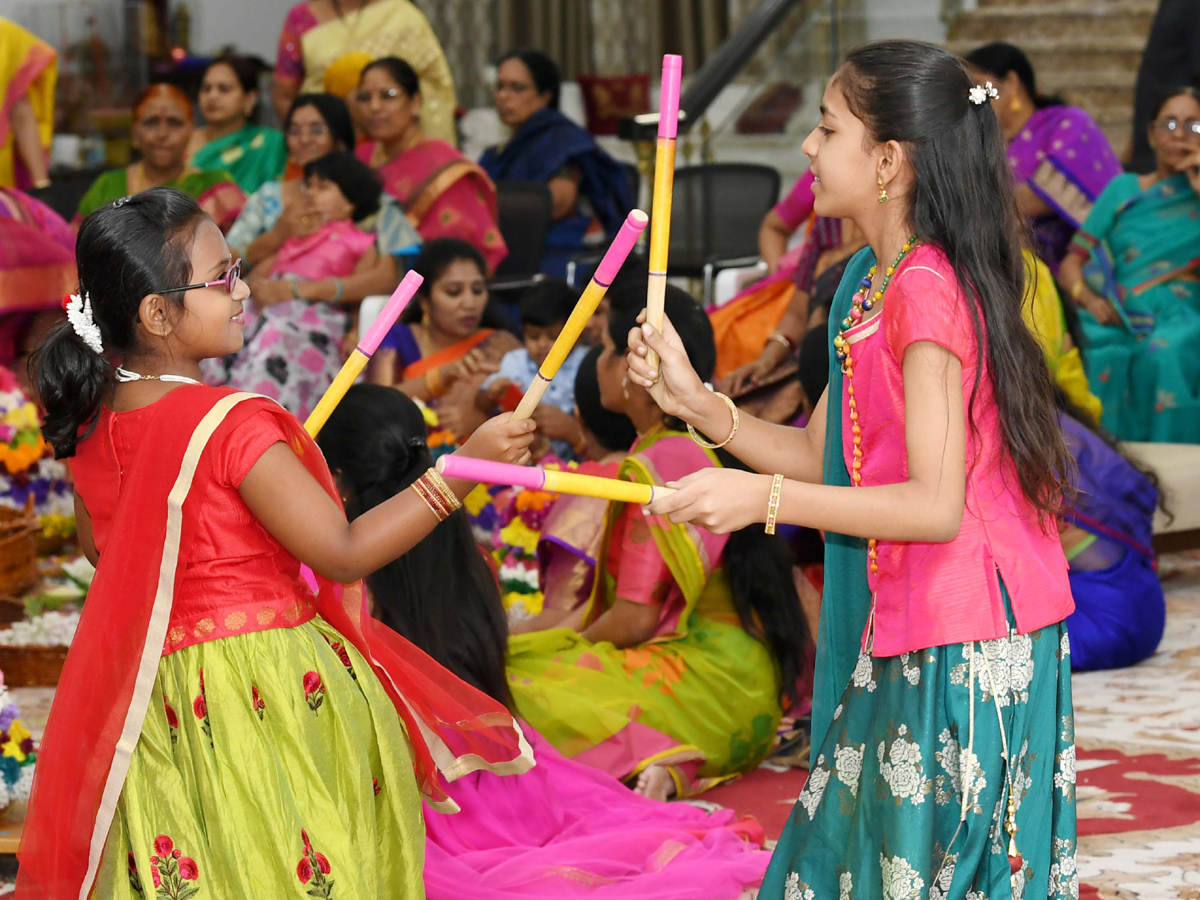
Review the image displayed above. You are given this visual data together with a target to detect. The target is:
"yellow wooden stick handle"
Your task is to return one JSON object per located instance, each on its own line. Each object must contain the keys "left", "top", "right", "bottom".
{"left": 645, "top": 137, "right": 677, "bottom": 371}
{"left": 543, "top": 468, "right": 676, "bottom": 504}
{"left": 304, "top": 349, "right": 368, "bottom": 437}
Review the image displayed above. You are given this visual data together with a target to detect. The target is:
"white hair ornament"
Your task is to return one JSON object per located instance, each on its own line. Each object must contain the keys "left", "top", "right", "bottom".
{"left": 969, "top": 82, "right": 999, "bottom": 106}
{"left": 65, "top": 292, "right": 104, "bottom": 355}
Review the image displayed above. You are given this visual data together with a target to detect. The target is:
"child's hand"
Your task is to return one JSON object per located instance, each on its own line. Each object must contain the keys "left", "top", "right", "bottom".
{"left": 626, "top": 313, "right": 710, "bottom": 422}
{"left": 459, "top": 412, "right": 537, "bottom": 466}
{"left": 532, "top": 404, "right": 583, "bottom": 443}
{"left": 645, "top": 468, "right": 772, "bottom": 534}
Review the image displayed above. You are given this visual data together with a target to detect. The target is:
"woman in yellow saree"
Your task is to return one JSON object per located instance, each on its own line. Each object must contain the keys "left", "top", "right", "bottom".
{"left": 272, "top": 0, "right": 457, "bottom": 145}
{"left": 0, "top": 16, "right": 56, "bottom": 190}
{"left": 507, "top": 287, "right": 810, "bottom": 800}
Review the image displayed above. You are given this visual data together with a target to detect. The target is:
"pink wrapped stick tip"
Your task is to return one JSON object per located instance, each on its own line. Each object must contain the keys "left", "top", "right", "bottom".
{"left": 359, "top": 270, "right": 424, "bottom": 356}
{"left": 658, "top": 55, "right": 683, "bottom": 139}
{"left": 437, "top": 455, "right": 547, "bottom": 492}
{"left": 594, "top": 209, "right": 648, "bottom": 285}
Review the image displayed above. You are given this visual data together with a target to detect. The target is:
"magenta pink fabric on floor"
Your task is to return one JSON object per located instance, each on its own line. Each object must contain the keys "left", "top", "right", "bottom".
{"left": 423, "top": 726, "right": 770, "bottom": 899}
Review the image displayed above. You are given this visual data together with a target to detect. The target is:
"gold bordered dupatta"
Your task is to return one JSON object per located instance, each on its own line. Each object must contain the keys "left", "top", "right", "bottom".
{"left": 16, "top": 386, "right": 531, "bottom": 900}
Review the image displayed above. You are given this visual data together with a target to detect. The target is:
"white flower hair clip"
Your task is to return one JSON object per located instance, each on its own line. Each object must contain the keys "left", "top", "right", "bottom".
{"left": 969, "top": 82, "right": 999, "bottom": 106}
{"left": 65, "top": 292, "right": 104, "bottom": 355}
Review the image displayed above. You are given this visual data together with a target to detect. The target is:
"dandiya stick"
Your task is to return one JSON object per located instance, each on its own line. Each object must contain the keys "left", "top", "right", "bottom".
{"left": 437, "top": 455, "right": 677, "bottom": 505}
{"left": 512, "top": 209, "right": 648, "bottom": 420}
{"left": 304, "top": 269, "right": 423, "bottom": 437}
{"left": 644, "top": 54, "right": 682, "bottom": 373}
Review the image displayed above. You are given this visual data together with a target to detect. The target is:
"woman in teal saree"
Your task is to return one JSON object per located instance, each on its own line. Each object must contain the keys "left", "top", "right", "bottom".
{"left": 1059, "top": 86, "right": 1200, "bottom": 443}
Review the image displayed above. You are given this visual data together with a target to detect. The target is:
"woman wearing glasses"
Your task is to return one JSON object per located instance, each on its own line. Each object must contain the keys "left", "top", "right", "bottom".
{"left": 1058, "top": 86, "right": 1200, "bottom": 443}
{"left": 75, "top": 84, "right": 246, "bottom": 231}
{"left": 355, "top": 57, "right": 508, "bottom": 273}
{"left": 965, "top": 42, "right": 1123, "bottom": 273}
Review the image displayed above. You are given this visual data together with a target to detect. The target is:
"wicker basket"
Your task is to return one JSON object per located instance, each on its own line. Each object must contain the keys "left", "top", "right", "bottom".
{"left": 0, "top": 644, "right": 68, "bottom": 686}
{"left": 0, "top": 499, "right": 38, "bottom": 600}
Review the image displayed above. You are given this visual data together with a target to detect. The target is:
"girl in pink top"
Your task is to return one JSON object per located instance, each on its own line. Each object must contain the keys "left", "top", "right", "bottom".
{"left": 627, "top": 40, "right": 1078, "bottom": 900}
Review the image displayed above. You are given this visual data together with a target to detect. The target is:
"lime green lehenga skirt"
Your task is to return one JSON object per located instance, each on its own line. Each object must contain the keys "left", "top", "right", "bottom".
{"left": 93, "top": 617, "right": 425, "bottom": 900}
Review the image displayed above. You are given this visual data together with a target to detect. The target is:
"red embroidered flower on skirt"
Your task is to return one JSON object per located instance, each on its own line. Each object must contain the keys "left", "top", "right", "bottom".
{"left": 303, "top": 671, "right": 326, "bottom": 713}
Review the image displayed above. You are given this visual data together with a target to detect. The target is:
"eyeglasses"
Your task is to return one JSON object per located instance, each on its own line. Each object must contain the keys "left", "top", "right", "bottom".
{"left": 1155, "top": 117, "right": 1200, "bottom": 138}
{"left": 354, "top": 88, "right": 402, "bottom": 104}
{"left": 157, "top": 259, "right": 242, "bottom": 295}
{"left": 286, "top": 123, "right": 330, "bottom": 138}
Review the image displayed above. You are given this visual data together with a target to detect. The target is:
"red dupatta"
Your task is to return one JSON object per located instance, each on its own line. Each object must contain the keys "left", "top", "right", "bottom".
{"left": 17, "top": 386, "right": 532, "bottom": 900}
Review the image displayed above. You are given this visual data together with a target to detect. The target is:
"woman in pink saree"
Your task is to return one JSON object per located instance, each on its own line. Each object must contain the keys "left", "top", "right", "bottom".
{"left": 355, "top": 57, "right": 507, "bottom": 272}
{"left": 318, "top": 383, "right": 771, "bottom": 900}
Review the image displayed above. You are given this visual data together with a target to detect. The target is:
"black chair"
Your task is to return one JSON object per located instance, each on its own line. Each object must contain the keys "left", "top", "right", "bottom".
{"left": 668, "top": 163, "right": 780, "bottom": 305}
{"left": 491, "top": 181, "right": 552, "bottom": 300}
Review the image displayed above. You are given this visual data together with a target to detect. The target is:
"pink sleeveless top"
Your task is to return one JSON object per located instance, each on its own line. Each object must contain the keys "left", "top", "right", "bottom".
{"left": 840, "top": 245, "right": 1073, "bottom": 656}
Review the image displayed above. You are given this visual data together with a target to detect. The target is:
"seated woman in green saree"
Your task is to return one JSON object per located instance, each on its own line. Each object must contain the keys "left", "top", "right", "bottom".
{"left": 187, "top": 55, "right": 287, "bottom": 195}
{"left": 507, "top": 286, "right": 810, "bottom": 801}
{"left": 1059, "top": 85, "right": 1200, "bottom": 443}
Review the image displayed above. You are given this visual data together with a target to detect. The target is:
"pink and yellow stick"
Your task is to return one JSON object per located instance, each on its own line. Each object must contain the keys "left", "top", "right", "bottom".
{"left": 512, "top": 209, "right": 648, "bottom": 420}
{"left": 644, "top": 54, "right": 682, "bottom": 373}
{"left": 304, "top": 269, "right": 424, "bottom": 437}
{"left": 437, "top": 455, "right": 676, "bottom": 505}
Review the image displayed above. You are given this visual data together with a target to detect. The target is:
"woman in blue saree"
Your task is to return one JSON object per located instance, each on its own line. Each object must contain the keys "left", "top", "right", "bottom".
{"left": 480, "top": 50, "right": 634, "bottom": 278}
{"left": 1058, "top": 86, "right": 1200, "bottom": 443}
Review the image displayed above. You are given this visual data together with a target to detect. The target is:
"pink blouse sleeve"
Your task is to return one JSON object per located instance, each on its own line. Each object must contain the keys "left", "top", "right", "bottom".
{"left": 771, "top": 169, "right": 816, "bottom": 232}
{"left": 214, "top": 412, "right": 292, "bottom": 489}
{"left": 274, "top": 2, "right": 313, "bottom": 84}
{"left": 612, "top": 505, "right": 674, "bottom": 607}
{"left": 884, "top": 253, "right": 974, "bottom": 365}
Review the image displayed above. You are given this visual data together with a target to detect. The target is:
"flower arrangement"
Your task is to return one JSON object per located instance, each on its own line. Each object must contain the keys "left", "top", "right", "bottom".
{"left": 0, "top": 367, "right": 73, "bottom": 544}
{"left": 0, "top": 673, "right": 36, "bottom": 812}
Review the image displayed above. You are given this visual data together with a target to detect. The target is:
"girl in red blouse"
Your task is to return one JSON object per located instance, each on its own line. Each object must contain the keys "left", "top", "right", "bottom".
{"left": 626, "top": 40, "right": 1079, "bottom": 900}
{"left": 18, "top": 186, "right": 536, "bottom": 900}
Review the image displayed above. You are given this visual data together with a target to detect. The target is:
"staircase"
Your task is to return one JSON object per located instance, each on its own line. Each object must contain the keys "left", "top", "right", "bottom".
{"left": 946, "top": 0, "right": 1157, "bottom": 155}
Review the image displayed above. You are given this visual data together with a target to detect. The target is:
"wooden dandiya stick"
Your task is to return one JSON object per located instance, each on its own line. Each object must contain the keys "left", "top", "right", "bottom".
{"left": 437, "top": 455, "right": 677, "bottom": 505}
{"left": 304, "top": 269, "right": 424, "bottom": 437}
{"left": 512, "top": 209, "right": 648, "bottom": 420}
{"left": 644, "top": 53, "right": 683, "bottom": 373}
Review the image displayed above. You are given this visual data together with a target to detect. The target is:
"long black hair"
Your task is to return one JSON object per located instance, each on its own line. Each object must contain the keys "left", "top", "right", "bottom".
{"left": 317, "top": 384, "right": 513, "bottom": 706}
{"left": 30, "top": 187, "right": 208, "bottom": 458}
{"left": 285, "top": 93, "right": 356, "bottom": 152}
{"left": 607, "top": 284, "right": 810, "bottom": 703}
{"left": 360, "top": 56, "right": 421, "bottom": 98}
{"left": 838, "top": 40, "right": 1072, "bottom": 519}
{"left": 498, "top": 49, "right": 561, "bottom": 110}
{"left": 963, "top": 42, "right": 1066, "bottom": 110}
{"left": 575, "top": 345, "right": 637, "bottom": 452}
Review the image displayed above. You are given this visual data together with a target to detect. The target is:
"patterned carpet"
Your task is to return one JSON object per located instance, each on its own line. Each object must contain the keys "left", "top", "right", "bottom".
{"left": 707, "top": 553, "right": 1200, "bottom": 900}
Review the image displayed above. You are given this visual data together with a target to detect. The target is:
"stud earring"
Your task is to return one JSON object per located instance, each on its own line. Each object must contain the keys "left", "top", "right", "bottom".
{"left": 877, "top": 179, "right": 889, "bottom": 203}
{"left": 1009, "top": 95, "right": 1024, "bottom": 114}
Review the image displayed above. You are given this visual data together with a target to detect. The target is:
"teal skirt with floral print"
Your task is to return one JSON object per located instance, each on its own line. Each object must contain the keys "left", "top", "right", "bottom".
{"left": 92, "top": 617, "right": 425, "bottom": 900}
{"left": 760, "top": 595, "right": 1077, "bottom": 900}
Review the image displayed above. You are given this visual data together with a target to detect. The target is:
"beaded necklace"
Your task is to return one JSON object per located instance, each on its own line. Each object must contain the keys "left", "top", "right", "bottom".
{"left": 832, "top": 235, "right": 918, "bottom": 576}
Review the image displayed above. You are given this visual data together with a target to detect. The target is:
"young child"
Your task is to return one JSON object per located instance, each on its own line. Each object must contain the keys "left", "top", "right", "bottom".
{"left": 627, "top": 40, "right": 1077, "bottom": 900}
{"left": 478, "top": 279, "right": 590, "bottom": 458}
{"left": 263, "top": 151, "right": 381, "bottom": 287}
{"left": 18, "top": 187, "right": 536, "bottom": 898}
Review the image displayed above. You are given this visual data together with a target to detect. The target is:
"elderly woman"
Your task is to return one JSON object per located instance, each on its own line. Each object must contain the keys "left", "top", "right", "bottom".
{"left": 480, "top": 50, "right": 634, "bottom": 278}
{"left": 271, "top": 0, "right": 457, "bottom": 145}
{"left": 355, "top": 57, "right": 507, "bottom": 273}
{"left": 186, "top": 54, "right": 287, "bottom": 194}
{"left": 75, "top": 83, "right": 245, "bottom": 230}
{"left": 1058, "top": 86, "right": 1200, "bottom": 443}
{"left": 965, "top": 42, "right": 1122, "bottom": 272}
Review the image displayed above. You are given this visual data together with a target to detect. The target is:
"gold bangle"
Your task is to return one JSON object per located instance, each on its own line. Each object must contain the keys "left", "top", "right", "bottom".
{"left": 767, "top": 332, "right": 793, "bottom": 351}
{"left": 687, "top": 392, "right": 739, "bottom": 450}
{"left": 424, "top": 467, "right": 462, "bottom": 514}
{"left": 412, "top": 477, "right": 450, "bottom": 521}
{"left": 1069, "top": 279, "right": 1085, "bottom": 301}
{"left": 424, "top": 367, "right": 445, "bottom": 398}
{"left": 765, "top": 473, "right": 784, "bottom": 535}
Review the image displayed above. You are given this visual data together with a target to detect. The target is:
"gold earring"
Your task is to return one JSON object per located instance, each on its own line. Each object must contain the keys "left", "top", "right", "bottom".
{"left": 1008, "top": 95, "right": 1024, "bottom": 114}
{"left": 877, "top": 179, "right": 888, "bottom": 203}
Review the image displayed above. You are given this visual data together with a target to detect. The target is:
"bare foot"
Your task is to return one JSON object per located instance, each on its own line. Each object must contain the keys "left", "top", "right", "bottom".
{"left": 635, "top": 764, "right": 677, "bottom": 801}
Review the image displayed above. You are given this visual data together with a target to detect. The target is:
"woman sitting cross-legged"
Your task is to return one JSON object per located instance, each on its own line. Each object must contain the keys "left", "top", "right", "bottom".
{"left": 506, "top": 285, "right": 811, "bottom": 800}
{"left": 317, "top": 383, "right": 772, "bottom": 900}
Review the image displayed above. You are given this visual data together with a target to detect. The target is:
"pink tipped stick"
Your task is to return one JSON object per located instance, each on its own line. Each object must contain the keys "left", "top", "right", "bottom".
{"left": 595, "top": 210, "right": 648, "bottom": 286}
{"left": 437, "top": 455, "right": 547, "bottom": 492}
{"left": 658, "top": 55, "right": 683, "bottom": 140}
{"left": 358, "top": 270, "right": 423, "bottom": 356}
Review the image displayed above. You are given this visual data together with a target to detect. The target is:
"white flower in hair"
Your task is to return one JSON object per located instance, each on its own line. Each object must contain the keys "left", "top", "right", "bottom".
{"left": 65, "top": 292, "right": 104, "bottom": 355}
{"left": 969, "top": 82, "right": 999, "bottom": 106}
